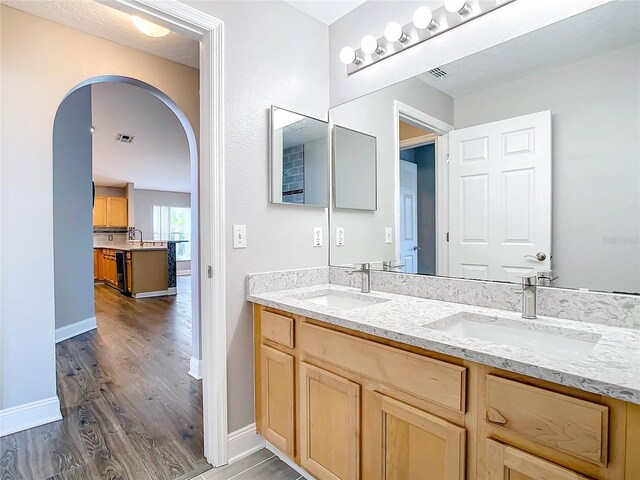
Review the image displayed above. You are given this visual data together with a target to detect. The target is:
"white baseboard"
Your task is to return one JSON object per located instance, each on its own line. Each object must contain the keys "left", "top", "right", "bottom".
{"left": 188, "top": 356, "right": 203, "bottom": 380}
{"left": 177, "top": 270, "right": 191, "bottom": 276}
{"left": 0, "top": 396, "right": 62, "bottom": 437}
{"left": 265, "top": 440, "right": 315, "bottom": 479}
{"left": 228, "top": 423, "right": 265, "bottom": 464}
{"left": 55, "top": 316, "right": 97, "bottom": 343}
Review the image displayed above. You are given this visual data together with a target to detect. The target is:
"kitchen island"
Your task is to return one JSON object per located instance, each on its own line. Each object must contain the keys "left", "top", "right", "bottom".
{"left": 93, "top": 240, "right": 183, "bottom": 298}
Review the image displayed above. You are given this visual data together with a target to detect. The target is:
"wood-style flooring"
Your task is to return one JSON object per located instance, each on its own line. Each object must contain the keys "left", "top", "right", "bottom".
{"left": 197, "top": 449, "right": 302, "bottom": 480}
{"left": 1, "top": 277, "right": 208, "bottom": 480}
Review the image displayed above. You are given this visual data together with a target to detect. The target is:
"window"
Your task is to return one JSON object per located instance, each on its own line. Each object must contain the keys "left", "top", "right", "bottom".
{"left": 153, "top": 206, "right": 191, "bottom": 261}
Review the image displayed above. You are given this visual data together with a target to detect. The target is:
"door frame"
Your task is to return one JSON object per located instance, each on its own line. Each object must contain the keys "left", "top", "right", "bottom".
{"left": 108, "top": 0, "right": 228, "bottom": 467}
{"left": 393, "top": 101, "right": 453, "bottom": 275}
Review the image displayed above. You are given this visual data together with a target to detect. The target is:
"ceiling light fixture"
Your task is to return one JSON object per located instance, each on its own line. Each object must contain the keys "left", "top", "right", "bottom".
{"left": 412, "top": 6, "right": 437, "bottom": 30}
{"left": 132, "top": 16, "right": 170, "bottom": 38}
{"left": 341, "top": 0, "right": 514, "bottom": 75}
{"left": 444, "top": 0, "right": 470, "bottom": 15}
{"left": 384, "top": 22, "right": 408, "bottom": 43}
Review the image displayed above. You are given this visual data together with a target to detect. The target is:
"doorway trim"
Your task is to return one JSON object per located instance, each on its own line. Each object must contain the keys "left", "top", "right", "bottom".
{"left": 107, "top": 0, "right": 228, "bottom": 467}
{"left": 393, "top": 101, "right": 453, "bottom": 276}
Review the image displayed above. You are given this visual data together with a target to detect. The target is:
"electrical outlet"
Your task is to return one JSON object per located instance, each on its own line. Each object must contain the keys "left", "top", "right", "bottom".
{"left": 385, "top": 227, "right": 393, "bottom": 244}
{"left": 233, "top": 225, "right": 247, "bottom": 249}
{"left": 336, "top": 227, "right": 345, "bottom": 246}
{"left": 313, "top": 227, "right": 323, "bottom": 247}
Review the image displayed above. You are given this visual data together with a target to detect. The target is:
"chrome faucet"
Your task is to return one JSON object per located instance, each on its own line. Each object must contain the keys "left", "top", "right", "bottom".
{"left": 350, "top": 263, "right": 371, "bottom": 293}
{"left": 515, "top": 275, "right": 537, "bottom": 319}
{"left": 128, "top": 227, "right": 144, "bottom": 247}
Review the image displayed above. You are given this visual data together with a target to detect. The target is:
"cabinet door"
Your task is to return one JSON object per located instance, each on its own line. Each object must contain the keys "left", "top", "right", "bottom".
{"left": 366, "top": 393, "right": 465, "bottom": 480}
{"left": 126, "top": 258, "right": 132, "bottom": 293}
{"left": 93, "top": 197, "right": 107, "bottom": 226}
{"left": 486, "top": 439, "right": 590, "bottom": 480}
{"left": 300, "top": 362, "right": 360, "bottom": 480}
{"left": 107, "top": 197, "right": 128, "bottom": 227}
{"left": 94, "top": 250, "right": 98, "bottom": 280}
{"left": 260, "top": 345, "right": 295, "bottom": 457}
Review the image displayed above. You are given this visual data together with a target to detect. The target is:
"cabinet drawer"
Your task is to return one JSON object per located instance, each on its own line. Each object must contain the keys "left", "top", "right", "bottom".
{"left": 485, "top": 375, "right": 609, "bottom": 466}
{"left": 300, "top": 322, "right": 466, "bottom": 413}
{"left": 261, "top": 310, "right": 295, "bottom": 348}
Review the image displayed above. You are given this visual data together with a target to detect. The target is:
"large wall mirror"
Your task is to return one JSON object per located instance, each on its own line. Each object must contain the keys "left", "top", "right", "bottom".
{"left": 270, "top": 106, "right": 329, "bottom": 207}
{"left": 329, "top": 1, "right": 640, "bottom": 295}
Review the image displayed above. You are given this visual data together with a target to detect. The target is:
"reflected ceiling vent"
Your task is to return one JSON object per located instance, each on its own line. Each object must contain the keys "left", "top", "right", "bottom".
{"left": 427, "top": 67, "right": 449, "bottom": 79}
{"left": 115, "top": 133, "right": 135, "bottom": 143}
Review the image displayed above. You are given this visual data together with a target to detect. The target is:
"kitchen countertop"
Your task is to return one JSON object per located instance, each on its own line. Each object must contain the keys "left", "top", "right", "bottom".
{"left": 93, "top": 243, "right": 167, "bottom": 252}
{"left": 248, "top": 284, "right": 640, "bottom": 404}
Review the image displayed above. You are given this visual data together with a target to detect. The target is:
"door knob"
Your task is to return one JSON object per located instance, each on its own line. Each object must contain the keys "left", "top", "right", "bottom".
{"left": 413, "top": 245, "right": 421, "bottom": 251}
{"left": 525, "top": 252, "right": 546, "bottom": 261}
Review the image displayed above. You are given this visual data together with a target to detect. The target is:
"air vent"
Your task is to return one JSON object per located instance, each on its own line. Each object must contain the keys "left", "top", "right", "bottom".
{"left": 115, "top": 133, "right": 135, "bottom": 143}
{"left": 428, "top": 67, "right": 449, "bottom": 79}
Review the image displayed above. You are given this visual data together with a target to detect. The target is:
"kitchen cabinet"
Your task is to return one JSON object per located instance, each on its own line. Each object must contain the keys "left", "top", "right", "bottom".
{"left": 93, "top": 197, "right": 107, "bottom": 226}
{"left": 92, "top": 196, "right": 128, "bottom": 227}
{"left": 102, "top": 249, "right": 118, "bottom": 287}
{"left": 94, "top": 249, "right": 104, "bottom": 281}
{"left": 253, "top": 304, "right": 639, "bottom": 480}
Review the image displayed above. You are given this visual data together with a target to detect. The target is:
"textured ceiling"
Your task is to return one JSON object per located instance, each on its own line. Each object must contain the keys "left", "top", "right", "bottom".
{"left": 417, "top": 1, "right": 640, "bottom": 98}
{"left": 2, "top": 0, "right": 199, "bottom": 68}
{"left": 284, "top": 0, "right": 367, "bottom": 25}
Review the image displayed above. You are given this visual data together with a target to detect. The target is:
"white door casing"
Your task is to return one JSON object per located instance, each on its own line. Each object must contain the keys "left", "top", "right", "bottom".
{"left": 400, "top": 160, "right": 418, "bottom": 273}
{"left": 448, "top": 111, "right": 552, "bottom": 283}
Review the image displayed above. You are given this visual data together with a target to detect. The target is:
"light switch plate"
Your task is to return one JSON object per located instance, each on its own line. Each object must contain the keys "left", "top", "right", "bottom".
{"left": 233, "top": 224, "right": 247, "bottom": 249}
{"left": 385, "top": 227, "right": 393, "bottom": 244}
{"left": 336, "top": 227, "right": 345, "bottom": 246}
{"left": 313, "top": 227, "right": 322, "bottom": 247}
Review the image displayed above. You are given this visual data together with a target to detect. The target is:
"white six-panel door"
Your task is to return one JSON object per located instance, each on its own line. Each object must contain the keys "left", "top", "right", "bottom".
{"left": 448, "top": 111, "right": 552, "bottom": 282}
{"left": 400, "top": 160, "right": 418, "bottom": 274}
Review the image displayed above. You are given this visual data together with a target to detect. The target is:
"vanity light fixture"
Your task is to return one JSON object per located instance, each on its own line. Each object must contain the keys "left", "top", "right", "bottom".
{"left": 412, "top": 6, "right": 437, "bottom": 30}
{"left": 132, "top": 15, "right": 170, "bottom": 38}
{"left": 384, "top": 22, "right": 408, "bottom": 43}
{"left": 341, "top": 0, "right": 515, "bottom": 74}
{"left": 361, "top": 35, "right": 384, "bottom": 55}
{"left": 444, "top": 0, "right": 471, "bottom": 15}
{"left": 339, "top": 46, "right": 359, "bottom": 65}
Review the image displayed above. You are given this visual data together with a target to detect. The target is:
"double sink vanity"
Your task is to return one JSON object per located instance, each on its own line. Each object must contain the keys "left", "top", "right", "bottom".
{"left": 248, "top": 267, "right": 640, "bottom": 480}
{"left": 256, "top": 4, "right": 640, "bottom": 479}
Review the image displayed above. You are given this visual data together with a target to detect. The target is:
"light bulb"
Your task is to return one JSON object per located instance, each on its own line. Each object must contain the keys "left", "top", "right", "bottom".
{"left": 413, "top": 6, "right": 437, "bottom": 29}
{"left": 132, "top": 16, "right": 170, "bottom": 37}
{"left": 444, "top": 0, "right": 469, "bottom": 15}
{"left": 384, "top": 21, "right": 407, "bottom": 43}
{"left": 339, "top": 46, "right": 356, "bottom": 65}
{"left": 361, "top": 35, "right": 381, "bottom": 55}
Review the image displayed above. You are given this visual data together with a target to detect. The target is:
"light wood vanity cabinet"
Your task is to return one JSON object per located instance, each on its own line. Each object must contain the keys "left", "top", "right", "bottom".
{"left": 253, "top": 304, "right": 639, "bottom": 480}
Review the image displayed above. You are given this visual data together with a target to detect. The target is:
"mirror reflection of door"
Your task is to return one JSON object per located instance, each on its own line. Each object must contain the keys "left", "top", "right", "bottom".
{"left": 448, "top": 110, "right": 552, "bottom": 283}
{"left": 399, "top": 121, "right": 438, "bottom": 275}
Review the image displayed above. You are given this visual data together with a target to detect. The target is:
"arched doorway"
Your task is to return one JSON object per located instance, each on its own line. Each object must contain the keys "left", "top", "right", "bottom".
{"left": 51, "top": 75, "right": 206, "bottom": 477}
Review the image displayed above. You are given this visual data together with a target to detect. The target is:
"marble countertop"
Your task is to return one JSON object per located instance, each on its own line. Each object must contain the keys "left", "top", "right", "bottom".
{"left": 248, "top": 284, "right": 640, "bottom": 404}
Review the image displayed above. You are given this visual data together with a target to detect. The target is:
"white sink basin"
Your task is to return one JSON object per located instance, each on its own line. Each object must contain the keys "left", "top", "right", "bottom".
{"left": 292, "top": 289, "right": 390, "bottom": 310}
{"left": 430, "top": 313, "right": 600, "bottom": 362}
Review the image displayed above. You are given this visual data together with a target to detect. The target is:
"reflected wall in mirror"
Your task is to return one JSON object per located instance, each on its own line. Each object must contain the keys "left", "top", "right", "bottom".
{"left": 270, "top": 106, "right": 329, "bottom": 207}
{"left": 328, "top": 1, "right": 640, "bottom": 295}
{"left": 333, "top": 125, "right": 377, "bottom": 210}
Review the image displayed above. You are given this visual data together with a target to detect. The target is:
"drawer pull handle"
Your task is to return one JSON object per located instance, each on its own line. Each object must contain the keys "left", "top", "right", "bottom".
{"left": 487, "top": 407, "right": 508, "bottom": 426}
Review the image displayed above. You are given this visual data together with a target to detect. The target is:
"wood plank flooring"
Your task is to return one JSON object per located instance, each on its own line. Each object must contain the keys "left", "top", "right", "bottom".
{"left": 196, "top": 449, "right": 302, "bottom": 480}
{"left": 0, "top": 277, "right": 208, "bottom": 480}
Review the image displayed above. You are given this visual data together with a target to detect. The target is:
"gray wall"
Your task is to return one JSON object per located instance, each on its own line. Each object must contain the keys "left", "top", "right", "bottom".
{"left": 454, "top": 44, "right": 640, "bottom": 293}
{"left": 134, "top": 188, "right": 191, "bottom": 271}
{"left": 53, "top": 85, "right": 94, "bottom": 329}
{"left": 304, "top": 138, "right": 329, "bottom": 206}
{"left": 183, "top": 0, "right": 330, "bottom": 431}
